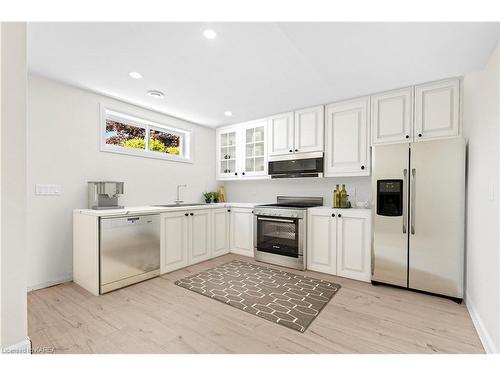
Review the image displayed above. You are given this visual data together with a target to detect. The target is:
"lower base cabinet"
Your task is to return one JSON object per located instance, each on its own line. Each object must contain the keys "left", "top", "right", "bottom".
{"left": 161, "top": 208, "right": 215, "bottom": 274}
{"left": 161, "top": 206, "right": 250, "bottom": 274}
{"left": 213, "top": 207, "right": 231, "bottom": 257}
{"left": 161, "top": 211, "right": 189, "bottom": 273}
{"left": 307, "top": 208, "right": 372, "bottom": 282}
{"left": 229, "top": 207, "right": 254, "bottom": 257}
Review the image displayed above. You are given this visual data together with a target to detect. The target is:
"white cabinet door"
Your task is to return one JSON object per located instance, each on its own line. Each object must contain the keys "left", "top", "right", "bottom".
{"left": 230, "top": 207, "right": 254, "bottom": 257}
{"left": 294, "top": 106, "right": 324, "bottom": 154}
{"left": 414, "top": 78, "right": 460, "bottom": 141}
{"left": 336, "top": 210, "right": 371, "bottom": 282}
{"left": 189, "top": 209, "right": 213, "bottom": 265}
{"left": 307, "top": 209, "right": 337, "bottom": 274}
{"left": 325, "top": 97, "right": 370, "bottom": 177}
{"left": 216, "top": 126, "right": 240, "bottom": 180}
{"left": 241, "top": 119, "right": 268, "bottom": 178}
{"left": 268, "top": 112, "right": 294, "bottom": 157}
{"left": 161, "top": 211, "right": 189, "bottom": 273}
{"left": 212, "top": 208, "right": 230, "bottom": 258}
{"left": 371, "top": 87, "right": 413, "bottom": 145}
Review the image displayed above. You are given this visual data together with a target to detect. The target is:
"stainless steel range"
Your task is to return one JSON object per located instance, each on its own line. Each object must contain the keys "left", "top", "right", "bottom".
{"left": 253, "top": 196, "right": 323, "bottom": 270}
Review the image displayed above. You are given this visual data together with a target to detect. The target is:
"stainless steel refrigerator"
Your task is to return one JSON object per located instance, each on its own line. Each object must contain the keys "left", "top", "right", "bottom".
{"left": 371, "top": 137, "right": 465, "bottom": 302}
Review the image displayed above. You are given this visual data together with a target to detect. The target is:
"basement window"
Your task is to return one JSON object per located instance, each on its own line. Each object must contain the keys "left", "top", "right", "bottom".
{"left": 101, "top": 107, "right": 192, "bottom": 163}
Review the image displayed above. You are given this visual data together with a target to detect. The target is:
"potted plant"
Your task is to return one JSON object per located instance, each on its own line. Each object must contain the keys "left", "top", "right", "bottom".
{"left": 203, "top": 192, "right": 213, "bottom": 203}
{"left": 212, "top": 191, "right": 219, "bottom": 203}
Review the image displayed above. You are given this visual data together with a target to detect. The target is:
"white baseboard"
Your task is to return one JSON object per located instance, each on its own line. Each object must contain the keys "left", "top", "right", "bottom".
{"left": 466, "top": 296, "right": 498, "bottom": 353}
{"left": 2, "top": 338, "right": 32, "bottom": 354}
{"left": 28, "top": 276, "right": 73, "bottom": 292}
{"left": 229, "top": 249, "right": 254, "bottom": 257}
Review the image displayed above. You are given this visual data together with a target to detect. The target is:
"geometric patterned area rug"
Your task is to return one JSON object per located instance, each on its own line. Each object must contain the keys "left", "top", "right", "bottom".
{"left": 174, "top": 260, "right": 341, "bottom": 333}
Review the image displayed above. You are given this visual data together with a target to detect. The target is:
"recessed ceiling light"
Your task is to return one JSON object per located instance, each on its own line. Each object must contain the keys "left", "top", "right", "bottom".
{"left": 224, "top": 111, "right": 233, "bottom": 117}
{"left": 203, "top": 29, "right": 217, "bottom": 40}
{"left": 129, "top": 71, "right": 143, "bottom": 79}
{"left": 146, "top": 90, "right": 165, "bottom": 99}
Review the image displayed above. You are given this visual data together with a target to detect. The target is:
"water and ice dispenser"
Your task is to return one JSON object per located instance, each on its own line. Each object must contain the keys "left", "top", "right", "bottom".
{"left": 376, "top": 180, "right": 403, "bottom": 217}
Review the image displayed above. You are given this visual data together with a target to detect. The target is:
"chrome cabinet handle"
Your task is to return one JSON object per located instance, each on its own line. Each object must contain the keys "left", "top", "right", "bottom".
{"left": 403, "top": 169, "right": 407, "bottom": 234}
{"left": 411, "top": 168, "right": 416, "bottom": 235}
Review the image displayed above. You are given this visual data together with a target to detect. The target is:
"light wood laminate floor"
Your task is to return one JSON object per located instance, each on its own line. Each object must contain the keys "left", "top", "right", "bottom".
{"left": 28, "top": 254, "right": 484, "bottom": 354}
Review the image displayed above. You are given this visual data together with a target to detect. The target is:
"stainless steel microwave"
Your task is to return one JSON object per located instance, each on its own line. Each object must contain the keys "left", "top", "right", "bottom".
{"left": 268, "top": 155, "right": 324, "bottom": 178}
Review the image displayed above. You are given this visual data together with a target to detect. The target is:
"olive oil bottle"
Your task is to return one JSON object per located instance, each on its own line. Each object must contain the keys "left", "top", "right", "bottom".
{"left": 333, "top": 184, "right": 340, "bottom": 208}
{"left": 340, "top": 184, "right": 348, "bottom": 208}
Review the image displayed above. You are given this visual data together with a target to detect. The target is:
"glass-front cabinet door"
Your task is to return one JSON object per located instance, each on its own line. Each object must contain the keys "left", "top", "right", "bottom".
{"left": 242, "top": 119, "right": 267, "bottom": 177}
{"left": 217, "top": 127, "right": 239, "bottom": 179}
{"left": 216, "top": 120, "right": 268, "bottom": 180}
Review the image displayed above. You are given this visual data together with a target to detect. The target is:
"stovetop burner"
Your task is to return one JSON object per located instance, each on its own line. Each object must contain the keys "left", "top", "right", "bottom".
{"left": 257, "top": 202, "right": 321, "bottom": 209}
{"left": 255, "top": 196, "right": 324, "bottom": 210}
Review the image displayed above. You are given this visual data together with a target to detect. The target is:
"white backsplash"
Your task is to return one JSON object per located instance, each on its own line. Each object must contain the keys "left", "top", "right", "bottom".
{"left": 222, "top": 176, "right": 372, "bottom": 207}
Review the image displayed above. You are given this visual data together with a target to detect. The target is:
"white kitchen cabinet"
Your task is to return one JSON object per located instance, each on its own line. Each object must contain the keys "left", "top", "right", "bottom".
{"left": 241, "top": 119, "right": 268, "bottom": 177}
{"left": 414, "top": 78, "right": 460, "bottom": 141}
{"left": 307, "top": 208, "right": 371, "bottom": 282}
{"left": 216, "top": 121, "right": 268, "bottom": 180}
{"left": 161, "top": 208, "right": 213, "bottom": 273}
{"left": 212, "top": 207, "right": 230, "bottom": 257}
{"left": 230, "top": 207, "right": 254, "bottom": 257}
{"left": 268, "top": 107, "right": 324, "bottom": 158}
{"left": 216, "top": 126, "right": 240, "bottom": 180}
{"left": 371, "top": 87, "right": 413, "bottom": 145}
{"left": 294, "top": 106, "right": 324, "bottom": 154}
{"left": 325, "top": 97, "right": 370, "bottom": 177}
{"left": 307, "top": 209, "right": 337, "bottom": 274}
{"left": 336, "top": 209, "right": 371, "bottom": 282}
{"left": 189, "top": 209, "right": 212, "bottom": 264}
{"left": 268, "top": 112, "right": 295, "bottom": 157}
{"left": 161, "top": 211, "right": 189, "bottom": 273}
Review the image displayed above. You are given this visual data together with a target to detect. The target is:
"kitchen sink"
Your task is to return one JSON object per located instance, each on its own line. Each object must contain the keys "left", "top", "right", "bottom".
{"left": 151, "top": 203, "right": 210, "bottom": 208}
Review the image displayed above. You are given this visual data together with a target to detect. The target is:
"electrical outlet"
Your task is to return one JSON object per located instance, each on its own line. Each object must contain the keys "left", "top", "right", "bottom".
{"left": 35, "top": 184, "right": 62, "bottom": 196}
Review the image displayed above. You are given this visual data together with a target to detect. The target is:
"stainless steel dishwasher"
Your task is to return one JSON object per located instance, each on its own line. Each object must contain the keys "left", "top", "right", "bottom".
{"left": 100, "top": 214, "right": 160, "bottom": 294}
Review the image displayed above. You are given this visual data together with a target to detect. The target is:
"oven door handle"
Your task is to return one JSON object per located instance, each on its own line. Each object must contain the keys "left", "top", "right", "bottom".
{"left": 256, "top": 217, "right": 296, "bottom": 223}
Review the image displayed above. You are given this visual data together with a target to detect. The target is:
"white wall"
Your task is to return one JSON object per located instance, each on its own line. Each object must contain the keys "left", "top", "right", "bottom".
{"left": 27, "top": 75, "right": 217, "bottom": 290}
{"left": 0, "top": 23, "right": 29, "bottom": 350}
{"left": 223, "top": 177, "right": 371, "bottom": 206}
{"left": 463, "top": 42, "right": 500, "bottom": 353}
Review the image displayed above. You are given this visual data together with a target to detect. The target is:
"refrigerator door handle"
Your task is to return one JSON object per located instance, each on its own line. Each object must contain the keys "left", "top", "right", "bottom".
{"left": 403, "top": 169, "right": 408, "bottom": 234}
{"left": 411, "top": 168, "right": 416, "bottom": 235}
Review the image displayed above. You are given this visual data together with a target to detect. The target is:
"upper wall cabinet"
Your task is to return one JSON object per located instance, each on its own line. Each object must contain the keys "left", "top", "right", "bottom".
{"left": 242, "top": 119, "right": 268, "bottom": 177}
{"left": 216, "top": 126, "right": 240, "bottom": 179}
{"left": 268, "top": 106, "right": 324, "bottom": 158}
{"left": 294, "top": 106, "right": 324, "bottom": 154}
{"left": 325, "top": 97, "right": 370, "bottom": 177}
{"left": 268, "top": 112, "right": 295, "bottom": 157}
{"left": 216, "top": 120, "right": 268, "bottom": 180}
{"left": 414, "top": 78, "right": 460, "bottom": 141}
{"left": 371, "top": 87, "right": 413, "bottom": 145}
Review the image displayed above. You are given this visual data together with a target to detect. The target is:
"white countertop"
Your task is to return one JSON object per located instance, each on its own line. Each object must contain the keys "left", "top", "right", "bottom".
{"left": 74, "top": 202, "right": 263, "bottom": 217}
{"left": 312, "top": 206, "right": 372, "bottom": 211}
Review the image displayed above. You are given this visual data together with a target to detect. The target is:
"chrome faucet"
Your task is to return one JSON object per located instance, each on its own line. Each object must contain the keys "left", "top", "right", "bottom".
{"left": 175, "top": 184, "right": 187, "bottom": 204}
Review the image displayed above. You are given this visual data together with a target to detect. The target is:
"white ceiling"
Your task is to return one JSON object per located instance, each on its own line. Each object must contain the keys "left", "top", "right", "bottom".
{"left": 28, "top": 22, "right": 499, "bottom": 127}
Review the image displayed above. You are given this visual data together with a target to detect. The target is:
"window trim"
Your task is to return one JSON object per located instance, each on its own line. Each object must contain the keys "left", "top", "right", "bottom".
{"left": 100, "top": 106, "right": 193, "bottom": 163}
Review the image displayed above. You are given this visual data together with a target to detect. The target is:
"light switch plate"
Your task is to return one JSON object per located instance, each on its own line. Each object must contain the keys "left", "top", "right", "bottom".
{"left": 35, "top": 184, "right": 62, "bottom": 196}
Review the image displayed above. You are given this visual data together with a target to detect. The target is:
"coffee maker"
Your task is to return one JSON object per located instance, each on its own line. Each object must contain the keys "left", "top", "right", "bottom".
{"left": 88, "top": 181, "right": 124, "bottom": 210}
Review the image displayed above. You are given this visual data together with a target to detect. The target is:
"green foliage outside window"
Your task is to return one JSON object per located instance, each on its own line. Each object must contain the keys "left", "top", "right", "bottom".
{"left": 120, "top": 137, "right": 180, "bottom": 155}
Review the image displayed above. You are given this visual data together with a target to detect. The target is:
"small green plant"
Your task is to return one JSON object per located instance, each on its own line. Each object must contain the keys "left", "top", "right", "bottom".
{"left": 203, "top": 192, "right": 213, "bottom": 203}
{"left": 211, "top": 191, "right": 219, "bottom": 203}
